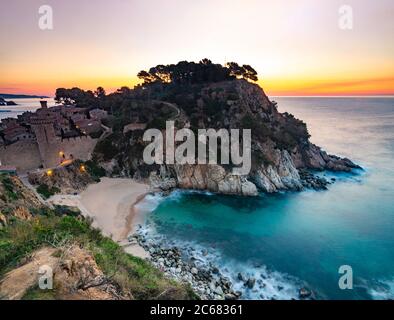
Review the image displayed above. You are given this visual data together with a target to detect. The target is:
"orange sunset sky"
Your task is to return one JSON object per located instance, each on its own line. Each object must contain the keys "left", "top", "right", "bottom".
{"left": 0, "top": 0, "right": 393, "bottom": 97}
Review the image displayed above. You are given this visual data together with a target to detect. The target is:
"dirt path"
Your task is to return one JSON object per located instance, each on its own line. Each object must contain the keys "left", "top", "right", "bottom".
{"left": 0, "top": 247, "right": 57, "bottom": 300}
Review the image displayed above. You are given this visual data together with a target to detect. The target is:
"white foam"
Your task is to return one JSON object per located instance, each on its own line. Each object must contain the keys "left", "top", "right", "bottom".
{"left": 368, "top": 278, "right": 394, "bottom": 300}
{"left": 217, "top": 259, "right": 301, "bottom": 300}
{"left": 139, "top": 222, "right": 302, "bottom": 300}
{"left": 135, "top": 193, "right": 165, "bottom": 213}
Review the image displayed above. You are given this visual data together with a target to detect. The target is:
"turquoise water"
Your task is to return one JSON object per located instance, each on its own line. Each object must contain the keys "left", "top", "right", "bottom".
{"left": 143, "top": 97, "right": 394, "bottom": 300}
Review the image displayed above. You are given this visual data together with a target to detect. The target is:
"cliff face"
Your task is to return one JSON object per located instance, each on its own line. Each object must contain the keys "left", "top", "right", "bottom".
{"left": 94, "top": 79, "right": 360, "bottom": 196}
{"left": 150, "top": 164, "right": 259, "bottom": 196}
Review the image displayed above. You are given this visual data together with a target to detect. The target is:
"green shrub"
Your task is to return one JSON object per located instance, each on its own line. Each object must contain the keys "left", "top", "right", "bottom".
{"left": 36, "top": 184, "right": 60, "bottom": 199}
{"left": 85, "top": 160, "right": 106, "bottom": 181}
{"left": 0, "top": 175, "right": 19, "bottom": 201}
{"left": 241, "top": 114, "right": 271, "bottom": 139}
{"left": 94, "top": 134, "right": 120, "bottom": 160}
{"left": 23, "top": 287, "right": 57, "bottom": 300}
{"left": 57, "top": 215, "right": 90, "bottom": 235}
{"left": 53, "top": 205, "right": 81, "bottom": 217}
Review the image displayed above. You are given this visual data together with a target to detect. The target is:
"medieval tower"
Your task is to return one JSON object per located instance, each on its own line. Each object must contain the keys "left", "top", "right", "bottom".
{"left": 30, "top": 101, "right": 59, "bottom": 168}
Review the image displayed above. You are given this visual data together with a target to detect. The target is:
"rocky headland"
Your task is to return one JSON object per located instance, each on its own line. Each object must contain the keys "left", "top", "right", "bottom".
{"left": 0, "top": 97, "right": 17, "bottom": 106}
{"left": 89, "top": 61, "right": 360, "bottom": 196}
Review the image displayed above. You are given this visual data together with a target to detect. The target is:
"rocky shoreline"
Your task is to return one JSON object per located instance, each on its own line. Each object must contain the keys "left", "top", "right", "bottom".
{"left": 128, "top": 223, "right": 314, "bottom": 300}
{"left": 299, "top": 169, "right": 331, "bottom": 190}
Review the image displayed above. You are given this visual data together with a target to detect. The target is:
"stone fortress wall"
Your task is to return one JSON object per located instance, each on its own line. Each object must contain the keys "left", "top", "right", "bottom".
{"left": 0, "top": 135, "right": 98, "bottom": 172}
{"left": 0, "top": 101, "right": 100, "bottom": 172}
{"left": 0, "top": 141, "right": 42, "bottom": 171}
{"left": 43, "top": 135, "right": 98, "bottom": 168}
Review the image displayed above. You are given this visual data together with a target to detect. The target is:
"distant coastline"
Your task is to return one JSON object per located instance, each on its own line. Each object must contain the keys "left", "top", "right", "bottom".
{"left": 0, "top": 93, "right": 50, "bottom": 99}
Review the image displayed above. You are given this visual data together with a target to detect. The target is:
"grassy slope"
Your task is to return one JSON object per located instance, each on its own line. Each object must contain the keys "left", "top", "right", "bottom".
{"left": 0, "top": 174, "right": 197, "bottom": 300}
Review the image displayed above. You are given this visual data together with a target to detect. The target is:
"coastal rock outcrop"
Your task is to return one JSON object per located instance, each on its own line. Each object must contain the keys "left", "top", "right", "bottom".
{"left": 252, "top": 147, "right": 303, "bottom": 193}
{"left": 93, "top": 72, "right": 360, "bottom": 196}
{"left": 175, "top": 164, "right": 258, "bottom": 196}
{"left": 0, "top": 97, "right": 17, "bottom": 106}
{"left": 149, "top": 164, "right": 258, "bottom": 196}
{"left": 28, "top": 160, "right": 96, "bottom": 194}
{"left": 292, "top": 143, "right": 360, "bottom": 172}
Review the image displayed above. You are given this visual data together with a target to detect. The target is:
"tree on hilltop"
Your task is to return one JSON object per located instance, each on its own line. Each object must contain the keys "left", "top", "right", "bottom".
{"left": 55, "top": 87, "right": 95, "bottom": 107}
{"left": 137, "top": 59, "right": 259, "bottom": 86}
{"left": 226, "top": 62, "right": 258, "bottom": 82}
{"left": 94, "top": 87, "right": 106, "bottom": 99}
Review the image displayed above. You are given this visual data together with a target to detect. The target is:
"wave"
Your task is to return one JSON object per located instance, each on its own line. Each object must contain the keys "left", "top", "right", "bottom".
{"left": 368, "top": 278, "right": 394, "bottom": 300}
{"left": 167, "top": 189, "right": 215, "bottom": 199}
{"left": 135, "top": 193, "right": 166, "bottom": 214}
{"left": 137, "top": 189, "right": 214, "bottom": 209}
{"left": 218, "top": 259, "right": 303, "bottom": 300}
{"left": 138, "top": 221, "right": 303, "bottom": 300}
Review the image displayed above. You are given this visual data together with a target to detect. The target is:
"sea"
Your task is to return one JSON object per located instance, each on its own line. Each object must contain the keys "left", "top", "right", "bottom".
{"left": 0, "top": 98, "right": 56, "bottom": 121}
{"left": 137, "top": 97, "right": 394, "bottom": 300}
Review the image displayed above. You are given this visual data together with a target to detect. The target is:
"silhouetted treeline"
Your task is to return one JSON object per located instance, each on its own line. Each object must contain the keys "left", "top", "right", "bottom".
{"left": 137, "top": 59, "right": 258, "bottom": 85}
{"left": 54, "top": 59, "right": 258, "bottom": 112}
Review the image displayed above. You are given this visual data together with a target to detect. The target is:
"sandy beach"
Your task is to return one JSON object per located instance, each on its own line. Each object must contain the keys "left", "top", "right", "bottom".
{"left": 48, "top": 177, "right": 150, "bottom": 258}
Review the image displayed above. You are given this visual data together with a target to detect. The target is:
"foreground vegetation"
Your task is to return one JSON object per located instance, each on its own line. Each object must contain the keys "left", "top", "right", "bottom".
{"left": 0, "top": 174, "right": 196, "bottom": 300}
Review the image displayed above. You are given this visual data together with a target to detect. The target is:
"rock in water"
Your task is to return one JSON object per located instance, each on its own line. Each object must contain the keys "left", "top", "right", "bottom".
{"left": 191, "top": 267, "right": 198, "bottom": 275}
{"left": 299, "top": 287, "right": 312, "bottom": 299}
{"left": 225, "top": 293, "right": 238, "bottom": 300}
{"left": 245, "top": 278, "right": 256, "bottom": 289}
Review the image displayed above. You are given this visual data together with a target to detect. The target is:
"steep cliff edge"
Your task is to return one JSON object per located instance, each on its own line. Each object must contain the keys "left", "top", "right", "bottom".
{"left": 93, "top": 77, "right": 360, "bottom": 196}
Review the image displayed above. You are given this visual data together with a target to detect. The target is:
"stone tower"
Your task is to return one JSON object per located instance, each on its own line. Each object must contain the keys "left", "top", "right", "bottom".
{"left": 30, "top": 101, "right": 58, "bottom": 168}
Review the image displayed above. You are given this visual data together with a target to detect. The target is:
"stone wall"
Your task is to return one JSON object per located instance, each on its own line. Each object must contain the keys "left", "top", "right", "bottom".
{"left": 0, "top": 136, "right": 98, "bottom": 171}
{"left": 60, "top": 136, "right": 98, "bottom": 164}
{"left": 0, "top": 141, "right": 42, "bottom": 171}
{"left": 41, "top": 136, "right": 99, "bottom": 168}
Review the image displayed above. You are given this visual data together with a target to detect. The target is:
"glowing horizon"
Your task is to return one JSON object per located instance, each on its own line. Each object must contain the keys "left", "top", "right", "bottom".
{"left": 1, "top": 0, "right": 393, "bottom": 97}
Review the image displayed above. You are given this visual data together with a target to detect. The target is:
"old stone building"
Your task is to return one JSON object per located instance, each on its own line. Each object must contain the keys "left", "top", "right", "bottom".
{"left": 0, "top": 101, "right": 100, "bottom": 171}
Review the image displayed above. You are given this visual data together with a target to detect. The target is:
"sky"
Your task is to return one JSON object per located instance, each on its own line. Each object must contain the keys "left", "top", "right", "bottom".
{"left": 0, "top": 0, "right": 393, "bottom": 97}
